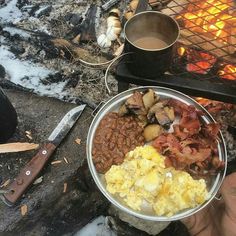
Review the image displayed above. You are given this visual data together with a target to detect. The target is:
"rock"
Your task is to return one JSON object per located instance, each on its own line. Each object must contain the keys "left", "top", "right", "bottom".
{"left": 0, "top": 65, "right": 6, "bottom": 78}
{"left": 109, "top": 205, "right": 170, "bottom": 235}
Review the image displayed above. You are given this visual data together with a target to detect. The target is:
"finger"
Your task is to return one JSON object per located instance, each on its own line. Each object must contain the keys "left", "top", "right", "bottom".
{"left": 221, "top": 172, "right": 236, "bottom": 219}
{"left": 181, "top": 207, "right": 213, "bottom": 235}
{"left": 220, "top": 172, "right": 236, "bottom": 236}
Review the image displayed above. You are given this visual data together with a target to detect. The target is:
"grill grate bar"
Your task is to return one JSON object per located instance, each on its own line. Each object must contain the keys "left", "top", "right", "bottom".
{"left": 115, "top": 0, "right": 236, "bottom": 103}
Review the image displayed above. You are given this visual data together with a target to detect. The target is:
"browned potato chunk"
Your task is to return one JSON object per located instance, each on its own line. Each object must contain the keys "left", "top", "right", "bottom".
{"left": 142, "top": 89, "right": 158, "bottom": 110}
{"left": 143, "top": 124, "right": 163, "bottom": 142}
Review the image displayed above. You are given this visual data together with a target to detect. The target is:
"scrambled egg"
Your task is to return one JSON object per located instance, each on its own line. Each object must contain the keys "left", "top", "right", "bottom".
{"left": 105, "top": 146, "right": 209, "bottom": 217}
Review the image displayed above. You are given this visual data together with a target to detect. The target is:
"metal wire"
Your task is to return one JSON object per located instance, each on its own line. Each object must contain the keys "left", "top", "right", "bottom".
{"left": 161, "top": 0, "right": 236, "bottom": 83}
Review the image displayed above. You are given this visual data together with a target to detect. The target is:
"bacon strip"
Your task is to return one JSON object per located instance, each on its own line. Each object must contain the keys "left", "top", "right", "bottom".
{"left": 153, "top": 99, "right": 224, "bottom": 176}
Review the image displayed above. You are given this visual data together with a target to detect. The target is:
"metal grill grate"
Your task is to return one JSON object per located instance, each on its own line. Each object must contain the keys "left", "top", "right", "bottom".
{"left": 115, "top": 0, "right": 236, "bottom": 103}
{"left": 161, "top": 0, "right": 236, "bottom": 82}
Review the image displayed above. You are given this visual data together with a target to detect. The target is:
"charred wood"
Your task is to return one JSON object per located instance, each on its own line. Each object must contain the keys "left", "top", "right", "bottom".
{"left": 74, "top": 4, "right": 98, "bottom": 43}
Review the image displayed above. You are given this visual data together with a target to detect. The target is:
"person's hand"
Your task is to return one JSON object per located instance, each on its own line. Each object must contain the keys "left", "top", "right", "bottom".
{"left": 181, "top": 172, "right": 236, "bottom": 236}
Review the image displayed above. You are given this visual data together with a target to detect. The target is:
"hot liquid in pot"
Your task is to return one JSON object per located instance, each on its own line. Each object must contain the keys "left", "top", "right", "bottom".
{"left": 133, "top": 36, "right": 168, "bottom": 50}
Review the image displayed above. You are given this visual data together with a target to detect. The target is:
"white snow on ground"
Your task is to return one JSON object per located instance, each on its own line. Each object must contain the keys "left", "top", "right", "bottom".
{"left": 3, "top": 26, "right": 31, "bottom": 39}
{"left": 75, "top": 216, "right": 117, "bottom": 236}
{"left": 0, "top": 0, "right": 23, "bottom": 23}
{"left": 0, "top": 1, "right": 66, "bottom": 100}
{"left": 0, "top": 46, "right": 67, "bottom": 98}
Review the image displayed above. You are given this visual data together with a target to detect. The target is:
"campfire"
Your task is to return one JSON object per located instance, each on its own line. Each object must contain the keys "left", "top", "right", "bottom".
{"left": 115, "top": 0, "right": 236, "bottom": 103}
{"left": 218, "top": 64, "right": 236, "bottom": 80}
{"left": 161, "top": 0, "right": 236, "bottom": 81}
{"left": 176, "top": 0, "right": 236, "bottom": 44}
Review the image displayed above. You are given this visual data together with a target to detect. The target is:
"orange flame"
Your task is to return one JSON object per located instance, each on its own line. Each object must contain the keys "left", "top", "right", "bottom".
{"left": 177, "top": 0, "right": 236, "bottom": 42}
{"left": 218, "top": 64, "right": 236, "bottom": 80}
{"left": 177, "top": 47, "right": 186, "bottom": 56}
{"left": 177, "top": 46, "right": 217, "bottom": 74}
{"left": 176, "top": 0, "right": 236, "bottom": 80}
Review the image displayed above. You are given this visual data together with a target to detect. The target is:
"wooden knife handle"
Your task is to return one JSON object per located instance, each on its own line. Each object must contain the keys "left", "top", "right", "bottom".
{"left": 4, "top": 142, "right": 56, "bottom": 205}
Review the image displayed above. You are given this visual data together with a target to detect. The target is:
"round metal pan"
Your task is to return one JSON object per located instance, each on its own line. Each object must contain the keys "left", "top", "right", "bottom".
{"left": 86, "top": 86, "right": 227, "bottom": 221}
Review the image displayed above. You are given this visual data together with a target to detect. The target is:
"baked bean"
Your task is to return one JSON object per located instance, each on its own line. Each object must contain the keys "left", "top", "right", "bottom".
{"left": 92, "top": 112, "right": 145, "bottom": 173}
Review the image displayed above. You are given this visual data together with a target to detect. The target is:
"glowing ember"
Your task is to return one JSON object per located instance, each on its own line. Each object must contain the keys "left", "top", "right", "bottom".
{"left": 177, "top": 47, "right": 186, "bottom": 56}
{"left": 174, "top": 0, "right": 236, "bottom": 80}
{"left": 218, "top": 64, "right": 236, "bottom": 80}
{"left": 177, "top": 46, "right": 217, "bottom": 74}
{"left": 177, "top": 0, "right": 236, "bottom": 43}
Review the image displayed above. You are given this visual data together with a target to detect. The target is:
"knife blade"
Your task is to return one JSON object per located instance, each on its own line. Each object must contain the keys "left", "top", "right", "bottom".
{"left": 3, "top": 104, "right": 86, "bottom": 206}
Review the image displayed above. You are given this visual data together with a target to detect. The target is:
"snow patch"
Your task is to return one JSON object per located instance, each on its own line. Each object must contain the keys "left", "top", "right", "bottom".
{"left": 0, "top": 0, "right": 23, "bottom": 23}
{"left": 75, "top": 216, "right": 117, "bottom": 236}
{"left": 0, "top": 46, "right": 66, "bottom": 98}
{"left": 3, "top": 27, "right": 31, "bottom": 39}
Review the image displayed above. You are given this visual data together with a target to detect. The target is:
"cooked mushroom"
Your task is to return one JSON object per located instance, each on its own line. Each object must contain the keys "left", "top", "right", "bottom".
{"left": 155, "top": 109, "right": 172, "bottom": 127}
{"left": 164, "top": 106, "right": 175, "bottom": 121}
{"left": 137, "top": 114, "right": 148, "bottom": 127}
{"left": 142, "top": 89, "right": 159, "bottom": 110}
{"left": 125, "top": 91, "right": 146, "bottom": 115}
{"left": 143, "top": 124, "right": 163, "bottom": 142}
{"left": 147, "top": 102, "right": 164, "bottom": 123}
{"left": 118, "top": 104, "right": 129, "bottom": 116}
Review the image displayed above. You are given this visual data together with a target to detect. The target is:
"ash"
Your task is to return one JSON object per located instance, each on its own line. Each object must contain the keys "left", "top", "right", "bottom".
{"left": 0, "top": 0, "right": 128, "bottom": 108}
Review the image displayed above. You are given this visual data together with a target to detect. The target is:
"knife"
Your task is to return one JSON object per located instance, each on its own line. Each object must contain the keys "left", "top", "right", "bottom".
{"left": 2, "top": 104, "right": 86, "bottom": 206}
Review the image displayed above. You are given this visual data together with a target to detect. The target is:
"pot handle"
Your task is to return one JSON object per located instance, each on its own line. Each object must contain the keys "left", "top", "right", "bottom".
{"left": 91, "top": 101, "right": 106, "bottom": 117}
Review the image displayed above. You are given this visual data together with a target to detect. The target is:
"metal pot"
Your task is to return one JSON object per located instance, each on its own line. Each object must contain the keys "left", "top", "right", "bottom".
{"left": 86, "top": 86, "right": 227, "bottom": 221}
{"left": 124, "top": 11, "right": 180, "bottom": 78}
{"left": 0, "top": 88, "right": 17, "bottom": 143}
